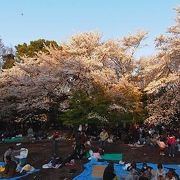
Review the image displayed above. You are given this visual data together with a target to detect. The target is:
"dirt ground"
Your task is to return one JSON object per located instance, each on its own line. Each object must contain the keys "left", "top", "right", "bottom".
{"left": 0, "top": 140, "right": 179, "bottom": 180}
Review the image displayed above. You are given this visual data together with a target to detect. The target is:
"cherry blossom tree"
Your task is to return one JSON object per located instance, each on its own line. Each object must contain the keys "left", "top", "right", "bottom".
{"left": 139, "top": 7, "right": 180, "bottom": 124}
{"left": 0, "top": 7, "right": 179, "bottom": 126}
{"left": 0, "top": 32, "right": 145, "bottom": 123}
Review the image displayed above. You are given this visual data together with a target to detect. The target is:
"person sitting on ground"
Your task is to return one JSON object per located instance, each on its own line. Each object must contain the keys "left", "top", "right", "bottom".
{"left": 0, "top": 155, "right": 17, "bottom": 178}
{"left": 141, "top": 163, "right": 148, "bottom": 173}
{"left": 165, "top": 168, "right": 179, "bottom": 180}
{"left": 125, "top": 161, "right": 141, "bottom": 180}
{"left": 107, "top": 134, "right": 114, "bottom": 143}
{"left": 145, "top": 166, "right": 155, "bottom": 180}
{"left": 103, "top": 162, "right": 116, "bottom": 180}
{"left": 125, "top": 166, "right": 139, "bottom": 180}
{"left": 127, "top": 161, "right": 137, "bottom": 172}
{"left": 60, "top": 141, "right": 87, "bottom": 168}
{"left": 88, "top": 147, "right": 102, "bottom": 160}
{"left": 155, "top": 164, "right": 166, "bottom": 180}
{"left": 42, "top": 156, "right": 62, "bottom": 169}
{"left": 3, "top": 146, "right": 15, "bottom": 162}
{"left": 35, "top": 130, "right": 47, "bottom": 140}
{"left": 139, "top": 172, "right": 149, "bottom": 180}
{"left": 139, "top": 163, "right": 149, "bottom": 180}
{"left": 59, "top": 146, "right": 83, "bottom": 168}
{"left": 140, "top": 164, "right": 156, "bottom": 180}
{"left": 158, "top": 175, "right": 165, "bottom": 180}
{"left": 151, "top": 133, "right": 160, "bottom": 146}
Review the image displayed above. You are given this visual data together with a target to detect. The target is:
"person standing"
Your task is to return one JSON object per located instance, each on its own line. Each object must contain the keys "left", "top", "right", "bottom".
{"left": 156, "top": 138, "right": 166, "bottom": 156}
{"left": 74, "top": 131, "right": 87, "bottom": 159}
{"left": 27, "top": 127, "right": 35, "bottom": 143}
{"left": 27, "top": 127, "right": 34, "bottom": 139}
{"left": 177, "top": 138, "right": 180, "bottom": 152}
{"left": 52, "top": 131, "right": 60, "bottom": 157}
{"left": 167, "top": 133, "right": 177, "bottom": 157}
{"left": 99, "top": 129, "right": 109, "bottom": 148}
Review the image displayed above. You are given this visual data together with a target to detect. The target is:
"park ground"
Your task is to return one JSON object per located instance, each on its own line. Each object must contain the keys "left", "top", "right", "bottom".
{"left": 0, "top": 140, "right": 180, "bottom": 180}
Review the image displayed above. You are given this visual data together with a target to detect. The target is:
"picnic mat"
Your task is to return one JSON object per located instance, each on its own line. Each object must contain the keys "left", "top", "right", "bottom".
{"left": 102, "top": 153, "right": 122, "bottom": 161}
{"left": 92, "top": 165, "right": 106, "bottom": 178}
{"left": 0, "top": 162, "right": 39, "bottom": 180}
{"left": 73, "top": 159, "right": 180, "bottom": 180}
{"left": 1, "top": 137, "right": 24, "bottom": 143}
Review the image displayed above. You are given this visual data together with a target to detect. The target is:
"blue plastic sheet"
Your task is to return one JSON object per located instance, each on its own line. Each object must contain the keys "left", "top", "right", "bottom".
{"left": 0, "top": 162, "right": 39, "bottom": 180}
{"left": 73, "top": 160, "right": 180, "bottom": 180}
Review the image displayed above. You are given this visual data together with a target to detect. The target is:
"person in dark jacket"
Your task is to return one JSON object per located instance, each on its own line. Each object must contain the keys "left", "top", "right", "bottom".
{"left": 0, "top": 155, "right": 17, "bottom": 178}
{"left": 3, "top": 146, "right": 14, "bottom": 162}
{"left": 52, "top": 131, "right": 60, "bottom": 156}
{"left": 103, "top": 162, "right": 116, "bottom": 180}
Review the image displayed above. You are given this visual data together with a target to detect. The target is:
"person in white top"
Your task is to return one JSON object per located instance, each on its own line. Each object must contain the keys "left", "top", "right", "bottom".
{"left": 155, "top": 164, "right": 166, "bottom": 180}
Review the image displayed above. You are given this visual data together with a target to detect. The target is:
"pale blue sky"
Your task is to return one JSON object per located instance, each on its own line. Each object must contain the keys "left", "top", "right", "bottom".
{"left": 0, "top": 0, "right": 179, "bottom": 57}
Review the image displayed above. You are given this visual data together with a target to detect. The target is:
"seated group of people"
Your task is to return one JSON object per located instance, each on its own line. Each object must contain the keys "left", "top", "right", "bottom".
{"left": 46, "top": 132, "right": 104, "bottom": 169}
{"left": 27, "top": 127, "right": 47, "bottom": 141}
{"left": 0, "top": 146, "right": 30, "bottom": 178}
{"left": 125, "top": 162, "right": 179, "bottom": 180}
{"left": 103, "top": 162, "right": 179, "bottom": 180}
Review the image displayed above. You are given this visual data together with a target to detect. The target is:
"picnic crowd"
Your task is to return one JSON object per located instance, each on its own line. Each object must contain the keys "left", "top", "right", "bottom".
{"left": 0, "top": 123, "right": 179, "bottom": 179}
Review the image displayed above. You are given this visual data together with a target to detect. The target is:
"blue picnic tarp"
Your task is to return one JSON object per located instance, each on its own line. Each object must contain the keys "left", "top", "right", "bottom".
{"left": 73, "top": 159, "right": 108, "bottom": 180}
{"left": 73, "top": 159, "right": 180, "bottom": 180}
{"left": 0, "top": 162, "right": 39, "bottom": 180}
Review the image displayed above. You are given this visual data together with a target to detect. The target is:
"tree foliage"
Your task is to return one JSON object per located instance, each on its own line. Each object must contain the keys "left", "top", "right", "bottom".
{"left": 0, "top": 8, "right": 179, "bottom": 125}
{"left": 2, "top": 54, "right": 15, "bottom": 69}
{"left": 136, "top": 7, "right": 180, "bottom": 124}
{"left": 60, "top": 89, "right": 111, "bottom": 125}
{"left": 0, "top": 32, "right": 145, "bottom": 123}
{"left": 15, "top": 39, "right": 59, "bottom": 58}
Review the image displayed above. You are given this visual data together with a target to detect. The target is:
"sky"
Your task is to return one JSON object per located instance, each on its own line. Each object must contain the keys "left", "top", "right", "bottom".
{"left": 0, "top": 0, "right": 179, "bottom": 57}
